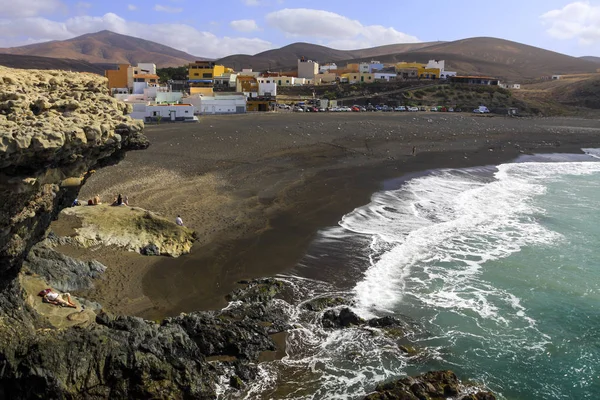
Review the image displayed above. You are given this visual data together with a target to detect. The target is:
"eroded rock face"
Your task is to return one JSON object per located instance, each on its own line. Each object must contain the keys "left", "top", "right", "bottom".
{"left": 0, "top": 66, "right": 148, "bottom": 273}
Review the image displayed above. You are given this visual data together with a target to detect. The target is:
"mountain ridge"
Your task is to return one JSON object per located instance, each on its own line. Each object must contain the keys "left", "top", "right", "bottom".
{"left": 0, "top": 31, "right": 597, "bottom": 80}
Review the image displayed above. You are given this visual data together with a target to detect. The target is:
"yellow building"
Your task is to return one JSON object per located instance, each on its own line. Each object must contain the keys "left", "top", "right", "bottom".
{"left": 188, "top": 61, "right": 226, "bottom": 95}
{"left": 314, "top": 72, "right": 338, "bottom": 84}
{"left": 417, "top": 67, "right": 440, "bottom": 79}
{"left": 236, "top": 76, "right": 259, "bottom": 93}
{"left": 341, "top": 72, "right": 375, "bottom": 84}
{"left": 105, "top": 64, "right": 130, "bottom": 89}
{"left": 395, "top": 62, "right": 425, "bottom": 72}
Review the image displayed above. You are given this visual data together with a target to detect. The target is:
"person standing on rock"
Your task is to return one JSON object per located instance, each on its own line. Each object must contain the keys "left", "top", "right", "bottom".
{"left": 176, "top": 215, "right": 184, "bottom": 226}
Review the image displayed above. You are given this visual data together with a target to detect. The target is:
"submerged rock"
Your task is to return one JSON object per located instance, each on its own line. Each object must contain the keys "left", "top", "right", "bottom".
{"left": 364, "top": 370, "right": 496, "bottom": 400}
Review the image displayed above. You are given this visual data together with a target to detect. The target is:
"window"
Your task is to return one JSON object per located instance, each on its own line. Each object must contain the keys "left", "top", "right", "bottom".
{"left": 185, "top": 110, "right": 188, "bottom": 113}
{"left": 203, "top": 73, "right": 212, "bottom": 78}
{"left": 194, "top": 73, "right": 199, "bottom": 76}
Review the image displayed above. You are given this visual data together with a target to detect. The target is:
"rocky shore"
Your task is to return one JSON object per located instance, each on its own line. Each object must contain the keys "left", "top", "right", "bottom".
{"left": 2, "top": 66, "right": 599, "bottom": 398}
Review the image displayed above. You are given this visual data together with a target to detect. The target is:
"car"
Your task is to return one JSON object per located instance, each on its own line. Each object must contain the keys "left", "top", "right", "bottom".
{"left": 351, "top": 106, "right": 361, "bottom": 112}
{"left": 366, "top": 105, "right": 376, "bottom": 111}
{"left": 394, "top": 106, "right": 407, "bottom": 112}
{"left": 293, "top": 107, "right": 304, "bottom": 112}
{"left": 407, "top": 106, "right": 419, "bottom": 112}
{"left": 473, "top": 106, "right": 490, "bottom": 113}
{"left": 430, "top": 107, "right": 438, "bottom": 112}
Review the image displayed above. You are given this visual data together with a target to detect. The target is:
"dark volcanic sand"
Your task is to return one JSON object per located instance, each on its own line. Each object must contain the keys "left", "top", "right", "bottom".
{"left": 64, "top": 112, "right": 600, "bottom": 320}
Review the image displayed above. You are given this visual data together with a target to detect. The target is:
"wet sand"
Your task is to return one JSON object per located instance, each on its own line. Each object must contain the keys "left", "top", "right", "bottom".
{"left": 57, "top": 112, "right": 600, "bottom": 320}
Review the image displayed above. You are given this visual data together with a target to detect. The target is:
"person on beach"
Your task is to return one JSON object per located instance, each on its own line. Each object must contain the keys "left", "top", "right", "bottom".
{"left": 39, "top": 289, "right": 77, "bottom": 308}
{"left": 412, "top": 146, "right": 416, "bottom": 156}
{"left": 92, "top": 194, "right": 101, "bottom": 205}
{"left": 112, "top": 194, "right": 123, "bottom": 206}
{"left": 175, "top": 215, "right": 184, "bottom": 226}
{"left": 123, "top": 195, "right": 129, "bottom": 206}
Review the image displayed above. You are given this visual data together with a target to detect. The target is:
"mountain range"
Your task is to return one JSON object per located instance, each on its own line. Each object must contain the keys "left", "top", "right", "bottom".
{"left": 0, "top": 31, "right": 598, "bottom": 81}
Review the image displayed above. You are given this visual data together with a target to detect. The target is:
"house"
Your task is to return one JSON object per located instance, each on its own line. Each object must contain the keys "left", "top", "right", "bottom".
{"left": 346, "top": 63, "right": 360, "bottom": 72}
{"left": 396, "top": 67, "right": 419, "bottom": 79}
{"left": 129, "top": 103, "right": 197, "bottom": 122}
{"left": 257, "top": 77, "right": 277, "bottom": 96}
{"left": 314, "top": 72, "right": 338, "bottom": 84}
{"left": 374, "top": 72, "right": 397, "bottom": 82}
{"left": 341, "top": 72, "right": 374, "bottom": 84}
{"left": 552, "top": 75, "right": 562, "bottom": 80}
{"left": 359, "top": 61, "right": 384, "bottom": 73}
{"left": 298, "top": 57, "right": 319, "bottom": 79}
{"left": 105, "top": 64, "right": 130, "bottom": 90}
{"left": 188, "top": 61, "right": 227, "bottom": 95}
{"left": 319, "top": 63, "right": 338, "bottom": 73}
{"left": 450, "top": 76, "right": 500, "bottom": 85}
{"left": 188, "top": 93, "right": 246, "bottom": 115}
{"left": 236, "top": 76, "right": 259, "bottom": 95}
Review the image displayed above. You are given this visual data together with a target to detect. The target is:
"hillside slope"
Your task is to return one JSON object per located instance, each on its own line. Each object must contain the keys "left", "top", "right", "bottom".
{"left": 216, "top": 41, "right": 442, "bottom": 70}
{"left": 0, "top": 54, "right": 109, "bottom": 74}
{"left": 0, "top": 31, "right": 199, "bottom": 68}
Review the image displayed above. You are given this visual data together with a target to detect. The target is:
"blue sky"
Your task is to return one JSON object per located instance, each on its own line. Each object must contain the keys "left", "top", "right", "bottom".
{"left": 1, "top": 0, "right": 599, "bottom": 58}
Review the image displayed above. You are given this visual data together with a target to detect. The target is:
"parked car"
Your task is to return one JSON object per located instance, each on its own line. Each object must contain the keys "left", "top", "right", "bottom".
{"left": 351, "top": 106, "right": 361, "bottom": 112}
{"left": 293, "top": 106, "right": 304, "bottom": 112}
{"left": 407, "top": 106, "right": 419, "bottom": 112}
{"left": 473, "top": 105, "right": 490, "bottom": 113}
{"left": 430, "top": 107, "right": 438, "bottom": 112}
{"left": 394, "top": 106, "right": 407, "bottom": 112}
{"left": 366, "top": 105, "right": 376, "bottom": 111}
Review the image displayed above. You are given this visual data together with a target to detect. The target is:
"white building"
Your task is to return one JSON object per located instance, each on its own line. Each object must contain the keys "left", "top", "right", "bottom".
{"left": 426, "top": 59, "right": 457, "bottom": 79}
{"left": 298, "top": 58, "right": 319, "bottom": 79}
{"left": 360, "top": 61, "right": 384, "bottom": 73}
{"left": 552, "top": 75, "right": 561, "bottom": 80}
{"left": 238, "top": 69, "right": 261, "bottom": 78}
{"left": 129, "top": 103, "right": 197, "bottom": 122}
{"left": 257, "top": 78, "right": 277, "bottom": 96}
{"left": 319, "top": 63, "right": 338, "bottom": 73}
{"left": 374, "top": 72, "right": 397, "bottom": 81}
{"left": 188, "top": 93, "right": 247, "bottom": 115}
{"left": 214, "top": 73, "right": 238, "bottom": 88}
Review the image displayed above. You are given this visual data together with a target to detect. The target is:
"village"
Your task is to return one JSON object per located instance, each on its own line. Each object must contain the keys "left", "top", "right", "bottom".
{"left": 104, "top": 58, "right": 524, "bottom": 122}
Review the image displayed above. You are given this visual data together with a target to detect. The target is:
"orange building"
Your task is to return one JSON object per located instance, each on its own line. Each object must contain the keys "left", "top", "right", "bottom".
{"left": 105, "top": 64, "right": 130, "bottom": 89}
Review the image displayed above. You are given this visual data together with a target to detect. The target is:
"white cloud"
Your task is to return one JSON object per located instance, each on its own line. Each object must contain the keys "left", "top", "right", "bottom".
{"left": 127, "top": 4, "right": 137, "bottom": 11}
{"left": 541, "top": 1, "right": 600, "bottom": 45}
{"left": 242, "top": 0, "right": 260, "bottom": 5}
{"left": 265, "top": 8, "right": 419, "bottom": 49}
{"left": 230, "top": 19, "right": 259, "bottom": 32}
{"left": 0, "top": 0, "right": 65, "bottom": 18}
{"left": 153, "top": 4, "right": 183, "bottom": 13}
{"left": 0, "top": 12, "right": 273, "bottom": 58}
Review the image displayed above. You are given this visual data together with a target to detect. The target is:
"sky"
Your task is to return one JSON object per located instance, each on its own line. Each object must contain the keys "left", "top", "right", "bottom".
{"left": 0, "top": 0, "right": 599, "bottom": 59}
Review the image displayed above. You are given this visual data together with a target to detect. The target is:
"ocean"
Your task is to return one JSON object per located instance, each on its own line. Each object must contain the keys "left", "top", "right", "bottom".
{"left": 231, "top": 150, "right": 600, "bottom": 400}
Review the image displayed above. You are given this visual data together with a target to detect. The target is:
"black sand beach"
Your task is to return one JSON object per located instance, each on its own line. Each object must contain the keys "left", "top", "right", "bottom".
{"left": 57, "top": 112, "right": 600, "bottom": 320}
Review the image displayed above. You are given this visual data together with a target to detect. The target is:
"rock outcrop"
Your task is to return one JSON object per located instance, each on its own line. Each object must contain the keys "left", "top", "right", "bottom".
{"left": 364, "top": 370, "right": 496, "bottom": 400}
{"left": 58, "top": 205, "right": 196, "bottom": 257}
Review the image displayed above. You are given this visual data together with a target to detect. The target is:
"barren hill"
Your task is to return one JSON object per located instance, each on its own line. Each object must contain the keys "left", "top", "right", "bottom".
{"left": 220, "top": 37, "right": 598, "bottom": 81}
{"left": 0, "top": 31, "right": 199, "bottom": 68}
{"left": 580, "top": 56, "right": 600, "bottom": 64}
{"left": 216, "top": 41, "right": 442, "bottom": 71}
{"left": 0, "top": 54, "right": 109, "bottom": 74}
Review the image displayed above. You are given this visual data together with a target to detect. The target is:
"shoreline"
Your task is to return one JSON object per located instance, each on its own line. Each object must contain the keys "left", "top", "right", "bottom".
{"left": 55, "top": 112, "right": 600, "bottom": 319}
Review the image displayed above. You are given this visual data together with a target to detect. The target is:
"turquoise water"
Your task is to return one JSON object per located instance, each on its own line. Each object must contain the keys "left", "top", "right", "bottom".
{"left": 340, "top": 155, "right": 600, "bottom": 399}
{"left": 231, "top": 153, "right": 600, "bottom": 399}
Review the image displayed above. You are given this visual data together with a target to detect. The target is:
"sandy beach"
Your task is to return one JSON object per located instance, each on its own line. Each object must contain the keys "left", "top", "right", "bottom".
{"left": 53, "top": 112, "right": 600, "bottom": 320}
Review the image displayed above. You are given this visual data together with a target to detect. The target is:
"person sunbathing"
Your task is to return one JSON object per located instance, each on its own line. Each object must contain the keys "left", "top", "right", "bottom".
{"left": 39, "top": 289, "right": 77, "bottom": 308}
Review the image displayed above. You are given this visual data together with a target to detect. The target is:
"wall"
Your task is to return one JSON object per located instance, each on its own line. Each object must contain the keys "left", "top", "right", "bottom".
{"left": 190, "top": 87, "right": 214, "bottom": 95}
{"left": 257, "top": 79, "right": 277, "bottom": 96}
{"left": 105, "top": 64, "right": 129, "bottom": 89}
{"left": 136, "top": 63, "right": 157, "bottom": 75}
{"left": 156, "top": 91, "right": 183, "bottom": 103}
{"left": 188, "top": 95, "right": 246, "bottom": 114}
{"left": 298, "top": 59, "right": 319, "bottom": 79}
{"left": 374, "top": 73, "right": 397, "bottom": 82}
